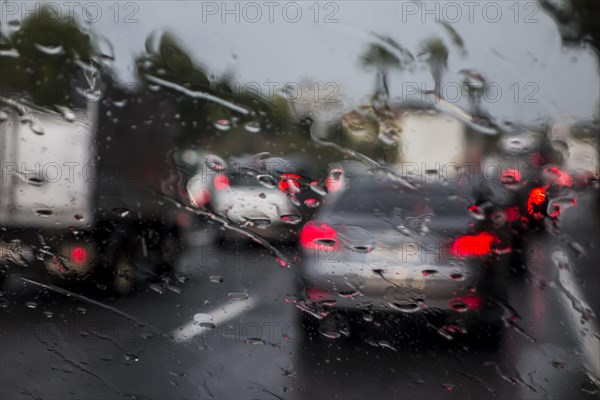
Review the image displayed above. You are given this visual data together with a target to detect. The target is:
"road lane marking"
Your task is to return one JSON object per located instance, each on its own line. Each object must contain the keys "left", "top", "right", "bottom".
{"left": 557, "top": 267, "right": 600, "bottom": 385}
{"left": 172, "top": 296, "right": 258, "bottom": 342}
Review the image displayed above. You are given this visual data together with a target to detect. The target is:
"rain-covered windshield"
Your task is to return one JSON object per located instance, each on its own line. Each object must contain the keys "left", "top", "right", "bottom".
{"left": 1, "top": 1, "right": 599, "bottom": 399}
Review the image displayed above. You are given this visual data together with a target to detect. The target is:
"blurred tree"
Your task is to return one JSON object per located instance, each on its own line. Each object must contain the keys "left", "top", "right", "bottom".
{"left": 540, "top": 0, "right": 600, "bottom": 51}
{"left": 418, "top": 36, "right": 448, "bottom": 97}
{"left": 360, "top": 34, "right": 414, "bottom": 104}
{"left": 0, "top": 11, "right": 95, "bottom": 106}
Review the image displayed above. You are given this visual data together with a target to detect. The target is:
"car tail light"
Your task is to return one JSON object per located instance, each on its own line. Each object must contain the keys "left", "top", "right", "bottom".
{"left": 527, "top": 186, "right": 546, "bottom": 216}
{"left": 213, "top": 174, "right": 230, "bottom": 190}
{"left": 500, "top": 169, "right": 521, "bottom": 185}
{"left": 71, "top": 246, "right": 88, "bottom": 264}
{"left": 545, "top": 166, "right": 573, "bottom": 187}
{"left": 278, "top": 173, "right": 301, "bottom": 194}
{"left": 300, "top": 221, "right": 338, "bottom": 250}
{"left": 450, "top": 232, "right": 498, "bottom": 258}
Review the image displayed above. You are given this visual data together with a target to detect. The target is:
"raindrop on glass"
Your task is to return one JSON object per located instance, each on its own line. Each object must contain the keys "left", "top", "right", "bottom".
{"left": 204, "top": 154, "right": 227, "bottom": 172}
{"left": 214, "top": 119, "right": 231, "bottom": 131}
{"left": 244, "top": 121, "right": 261, "bottom": 133}
{"left": 304, "top": 198, "right": 320, "bottom": 208}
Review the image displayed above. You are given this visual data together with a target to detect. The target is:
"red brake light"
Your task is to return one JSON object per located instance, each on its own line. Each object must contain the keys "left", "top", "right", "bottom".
{"left": 527, "top": 186, "right": 546, "bottom": 215}
{"left": 214, "top": 174, "right": 230, "bottom": 190}
{"left": 300, "top": 221, "right": 338, "bottom": 250}
{"left": 71, "top": 246, "right": 88, "bottom": 265}
{"left": 500, "top": 169, "right": 521, "bottom": 185}
{"left": 450, "top": 232, "right": 498, "bottom": 258}
{"left": 278, "top": 173, "right": 301, "bottom": 194}
{"left": 545, "top": 167, "right": 573, "bottom": 187}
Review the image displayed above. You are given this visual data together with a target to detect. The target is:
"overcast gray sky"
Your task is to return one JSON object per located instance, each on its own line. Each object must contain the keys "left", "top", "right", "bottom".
{"left": 6, "top": 0, "right": 598, "bottom": 124}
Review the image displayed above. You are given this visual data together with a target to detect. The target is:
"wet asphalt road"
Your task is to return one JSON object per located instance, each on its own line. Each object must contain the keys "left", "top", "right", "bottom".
{"left": 0, "top": 193, "right": 598, "bottom": 400}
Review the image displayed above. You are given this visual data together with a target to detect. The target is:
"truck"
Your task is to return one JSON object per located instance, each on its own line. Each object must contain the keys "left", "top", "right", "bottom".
{"left": 0, "top": 77, "right": 184, "bottom": 294}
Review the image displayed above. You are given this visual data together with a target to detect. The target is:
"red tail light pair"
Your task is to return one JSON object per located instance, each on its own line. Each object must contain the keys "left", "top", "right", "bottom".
{"left": 303, "top": 222, "right": 499, "bottom": 259}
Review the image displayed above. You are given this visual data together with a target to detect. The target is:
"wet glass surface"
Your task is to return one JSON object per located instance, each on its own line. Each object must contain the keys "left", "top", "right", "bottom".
{"left": 1, "top": 1, "right": 599, "bottom": 399}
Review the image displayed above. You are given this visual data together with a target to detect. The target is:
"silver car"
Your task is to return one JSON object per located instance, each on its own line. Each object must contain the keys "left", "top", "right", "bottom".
{"left": 297, "top": 165, "right": 510, "bottom": 342}
{"left": 186, "top": 154, "right": 306, "bottom": 242}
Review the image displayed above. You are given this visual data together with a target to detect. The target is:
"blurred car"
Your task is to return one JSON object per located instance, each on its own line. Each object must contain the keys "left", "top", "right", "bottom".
{"left": 296, "top": 163, "right": 511, "bottom": 343}
{"left": 186, "top": 152, "right": 323, "bottom": 242}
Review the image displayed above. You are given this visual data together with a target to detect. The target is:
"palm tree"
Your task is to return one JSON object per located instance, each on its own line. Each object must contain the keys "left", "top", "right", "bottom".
{"left": 418, "top": 37, "right": 449, "bottom": 97}
{"left": 360, "top": 34, "right": 414, "bottom": 108}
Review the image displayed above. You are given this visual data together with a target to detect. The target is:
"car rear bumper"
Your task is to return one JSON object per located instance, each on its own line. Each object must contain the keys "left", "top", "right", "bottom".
{"left": 298, "top": 256, "right": 498, "bottom": 316}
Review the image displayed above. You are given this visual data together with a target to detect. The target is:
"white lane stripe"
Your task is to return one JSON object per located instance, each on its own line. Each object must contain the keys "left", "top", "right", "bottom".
{"left": 172, "top": 296, "right": 258, "bottom": 342}
{"left": 557, "top": 267, "right": 600, "bottom": 384}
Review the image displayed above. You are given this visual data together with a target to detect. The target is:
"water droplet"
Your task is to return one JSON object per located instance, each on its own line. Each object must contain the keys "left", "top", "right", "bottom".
{"left": 193, "top": 313, "right": 216, "bottom": 329}
{"left": 76, "top": 306, "right": 86, "bottom": 314}
{"left": 35, "top": 209, "right": 53, "bottom": 217}
{"left": 395, "top": 225, "right": 411, "bottom": 236}
{"left": 25, "top": 301, "right": 37, "bottom": 309}
{"left": 552, "top": 250, "right": 571, "bottom": 270}
{"left": 281, "top": 214, "right": 302, "bottom": 224}
{"left": 244, "top": 121, "right": 261, "bottom": 133}
{"left": 257, "top": 174, "right": 276, "bottom": 189}
{"left": 288, "top": 195, "right": 301, "bottom": 207}
{"left": 250, "top": 218, "right": 271, "bottom": 228}
{"left": 149, "top": 283, "right": 165, "bottom": 294}
{"left": 214, "top": 119, "right": 231, "bottom": 131}
{"left": 450, "top": 301, "right": 468, "bottom": 312}
{"left": 304, "top": 198, "right": 320, "bottom": 208}
{"left": 0, "top": 111, "right": 8, "bottom": 121}
{"left": 74, "top": 214, "right": 84, "bottom": 221}
{"left": 442, "top": 383, "right": 456, "bottom": 392}
{"left": 204, "top": 154, "right": 227, "bottom": 172}
{"left": 83, "top": 89, "right": 102, "bottom": 102}
{"left": 468, "top": 205, "right": 486, "bottom": 220}
{"left": 450, "top": 273, "right": 464, "bottom": 281}
{"left": 112, "top": 208, "right": 130, "bottom": 218}
{"left": 209, "top": 275, "right": 223, "bottom": 283}
{"left": 26, "top": 176, "right": 44, "bottom": 186}
{"left": 55, "top": 106, "right": 75, "bottom": 122}
{"left": 338, "top": 290, "right": 360, "bottom": 299}
{"left": 309, "top": 181, "right": 327, "bottom": 196}
{"left": 124, "top": 353, "right": 139, "bottom": 362}
{"left": 30, "top": 123, "right": 45, "bottom": 135}
{"left": 112, "top": 99, "right": 128, "bottom": 108}
{"left": 43, "top": 310, "right": 53, "bottom": 318}
{"left": 34, "top": 43, "right": 64, "bottom": 55}
{"left": 228, "top": 292, "right": 249, "bottom": 301}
